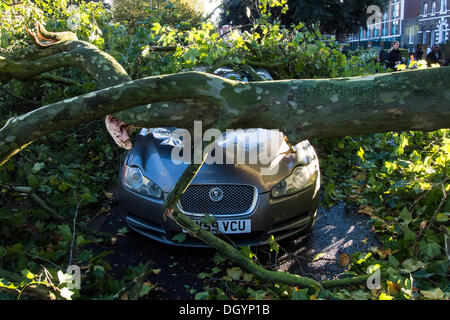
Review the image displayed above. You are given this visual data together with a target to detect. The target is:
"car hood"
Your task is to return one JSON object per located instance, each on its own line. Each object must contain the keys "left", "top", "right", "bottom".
{"left": 125, "top": 128, "right": 302, "bottom": 193}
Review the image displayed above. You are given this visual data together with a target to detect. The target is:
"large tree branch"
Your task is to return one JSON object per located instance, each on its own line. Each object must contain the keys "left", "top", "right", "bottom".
{"left": 1, "top": 67, "right": 450, "bottom": 166}
{"left": 1, "top": 23, "right": 130, "bottom": 87}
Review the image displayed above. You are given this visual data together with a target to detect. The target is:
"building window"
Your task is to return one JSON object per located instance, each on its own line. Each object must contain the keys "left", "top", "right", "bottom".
{"left": 424, "top": 2, "right": 428, "bottom": 15}
{"left": 392, "top": 20, "right": 399, "bottom": 35}
{"left": 442, "top": 0, "right": 448, "bottom": 12}
{"left": 409, "top": 26, "right": 415, "bottom": 44}
{"left": 423, "top": 31, "right": 427, "bottom": 44}
{"left": 432, "top": 1, "right": 436, "bottom": 13}
{"left": 393, "top": 3, "right": 400, "bottom": 18}
{"left": 382, "top": 22, "right": 388, "bottom": 36}
{"left": 439, "top": 24, "right": 448, "bottom": 43}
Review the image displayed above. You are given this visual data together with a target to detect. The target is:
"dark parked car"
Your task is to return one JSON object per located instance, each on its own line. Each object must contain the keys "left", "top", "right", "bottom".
{"left": 118, "top": 128, "right": 320, "bottom": 247}
{"left": 118, "top": 67, "right": 320, "bottom": 247}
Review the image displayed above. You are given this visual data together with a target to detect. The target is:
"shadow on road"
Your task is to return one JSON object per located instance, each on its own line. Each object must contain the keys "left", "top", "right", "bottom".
{"left": 87, "top": 201, "right": 379, "bottom": 298}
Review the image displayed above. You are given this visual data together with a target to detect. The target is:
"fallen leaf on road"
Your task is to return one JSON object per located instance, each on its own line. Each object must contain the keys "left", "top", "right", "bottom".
{"left": 339, "top": 254, "right": 350, "bottom": 267}
{"left": 103, "top": 191, "right": 114, "bottom": 200}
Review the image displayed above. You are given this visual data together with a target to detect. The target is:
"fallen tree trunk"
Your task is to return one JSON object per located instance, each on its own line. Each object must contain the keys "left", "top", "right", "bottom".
{"left": 1, "top": 67, "right": 450, "bottom": 166}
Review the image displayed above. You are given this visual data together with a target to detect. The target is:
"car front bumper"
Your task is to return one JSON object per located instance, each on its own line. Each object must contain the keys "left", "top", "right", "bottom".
{"left": 118, "top": 179, "right": 319, "bottom": 247}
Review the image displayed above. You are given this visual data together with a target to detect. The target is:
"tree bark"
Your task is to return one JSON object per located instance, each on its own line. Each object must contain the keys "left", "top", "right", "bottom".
{"left": 1, "top": 67, "right": 450, "bottom": 166}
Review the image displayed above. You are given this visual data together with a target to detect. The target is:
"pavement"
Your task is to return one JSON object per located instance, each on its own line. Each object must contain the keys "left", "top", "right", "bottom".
{"left": 87, "top": 200, "right": 380, "bottom": 299}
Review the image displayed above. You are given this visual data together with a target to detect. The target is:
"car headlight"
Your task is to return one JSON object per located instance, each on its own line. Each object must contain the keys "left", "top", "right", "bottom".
{"left": 122, "top": 165, "right": 163, "bottom": 199}
{"left": 271, "top": 141, "right": 319, "bottom": 199}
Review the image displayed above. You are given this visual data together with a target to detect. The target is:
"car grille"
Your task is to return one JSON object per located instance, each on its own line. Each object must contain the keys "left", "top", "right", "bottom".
{"left": 178, "top": 184, "right": 257, "bottom": 216}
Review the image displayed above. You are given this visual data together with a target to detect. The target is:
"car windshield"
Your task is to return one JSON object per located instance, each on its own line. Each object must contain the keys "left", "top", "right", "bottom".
{"left": 140, "top": 128, "right": 290, "bottom": 155}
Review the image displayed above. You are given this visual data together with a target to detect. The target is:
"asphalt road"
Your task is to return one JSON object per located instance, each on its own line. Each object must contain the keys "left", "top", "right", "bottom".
{"left": 87, "top": 201, "right": 379, "bottom": 299}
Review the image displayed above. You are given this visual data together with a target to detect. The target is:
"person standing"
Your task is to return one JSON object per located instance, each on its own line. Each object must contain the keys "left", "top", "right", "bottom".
{"left": 386, "top": 41, "right": 402, "bottom": 70}
{"left": 415, "top": 45, "right": 424, "bottom": 60}
{"left": 426, "top": 45, "right": 443, "bottom": 66}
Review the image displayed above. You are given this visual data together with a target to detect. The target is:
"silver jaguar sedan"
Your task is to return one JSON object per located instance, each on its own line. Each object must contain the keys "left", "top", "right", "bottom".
{"left": 118, "top": 127, "right": 320, "bottom": 247}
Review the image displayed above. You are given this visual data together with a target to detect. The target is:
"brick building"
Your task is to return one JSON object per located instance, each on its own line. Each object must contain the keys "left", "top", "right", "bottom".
{"left": 348, "top": 0, "right": 404, "bottom": 50}
{"left": 347, "top": 0, "right": 448, "bottom": 53}
{"left": 409, "top": 0, "right": 449, "bottom": 53}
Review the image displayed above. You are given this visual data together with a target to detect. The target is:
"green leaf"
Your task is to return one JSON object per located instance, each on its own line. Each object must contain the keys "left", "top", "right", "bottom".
{"left": 404, "top": 227, "right": 417, "bottom": 241}
{"left": 58, "top": 182, "right": 72, "bottom": 192}
{"left": 388, "top": 255, "right": 400, "bottom": 268}
{"left": 57, "top": 224, "right": 72, "bottom": 242}
{"left": 242, "top": 273, "right": 253, "bottom": 282}
{"left": 212, "top": 253, "right": 226, "bottom": 264}
{"left": 78, "top": 250, "right": 93, "bottom": 263}
{"left": 412, "top": 269, "right": 433, "bottom": 279}
{"left": 226, "top": 267, "right": 242, "bottom": 281}
{"left": 436, "top": 212, "right": 449, "bottom": 222}
{"left": 418, "top": 241, "right": 441, "bottom": 259}
{"left": 117, "top": 227, "right": 129, "bottom": 234}
{"left": 421, "top": 288, "right": 444, "bottom": 300}
{"left": 198, "top": 272, "right": 210, "bottom": 280}
{"left": 239, "top": 246, "right": 256, "bottom": 259}
{"left": 151, "top": 23, "right": 162, "bottom": 34}
{"left": 139, "top": 283, "right": 154, "bottom": 297}
{"left": 292, "top": 288, "right": 309, "bottom": 300}
{"left": 171, "top": 232, "right": 187, "bottom": 243}
{"left": 194, "top": 291, "right": 210, "bottom": 300}
{"left": 211, "top": 267, "right": 221, "bottom": 274}
{"left": 32, "top": 162, "right": 45, "bottom": 173}
{"left": 93, "top": 265, "right": 105, "bottom": 278}
{"left": 399, "top": 207, "right": 412, "bottom": 223}
{"left": 27, "top": 174, "right": 40, "bottom": 190}
{"left": 21, "top": 270, "right": 34, "bottom": 280}
{"left": 201, "top": 214, "right": 216, "bottom": 225}
{"left": 76, "top": 235, "right": 90, "bottom": 246}
{"left": 400, "top": 259, "right": 425, "bottom": 273}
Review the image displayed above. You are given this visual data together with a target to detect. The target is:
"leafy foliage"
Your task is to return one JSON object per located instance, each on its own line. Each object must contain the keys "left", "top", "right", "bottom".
{"left": 0, "top": 0, "right": 448, "bottom": 300}
{"left": 219, "top": 0, "right": 390, "bottom": 36}
{"left": 314, "top": 130, "right": 449, "bottom": 299}
{"left": 111, "top": 0, "right": 204, "bottom": 33}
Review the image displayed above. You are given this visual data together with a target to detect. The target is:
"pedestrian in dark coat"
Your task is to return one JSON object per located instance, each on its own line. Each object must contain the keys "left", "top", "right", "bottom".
{"left": 415, "top": 46, "right": 424, "bottom": 60}
{"left": 386, "top": 41, "right": 402, "bottom": 70}
{"left": 426, "top": 45, "right": 443, "bottom": 66}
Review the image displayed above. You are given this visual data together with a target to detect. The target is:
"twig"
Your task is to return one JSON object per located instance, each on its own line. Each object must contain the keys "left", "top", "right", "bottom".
{"left": 1, "top": 185, "right": 112, "bottom": 240}
{"left": 2, "top": 185, "right": 59, "bottom": 216}
{"left": 1, "top": 0, "right": 23, "bottom": 6}
{"left": 427, "top": 183, "right": 447, "bottom": 231}
{"left": 408, "top": 177, "right": 448, "bottom": 211}
{"left": 121, "top": 261, "right": 155, "bottom": 300}
{"left": 25, "top": 254, "right": 61, "bottom": 270}
{"left": 31, "top": 73, "right": 78, "bottom": 85}
{"left": 68, "top": 199, "right": 81, "bottom": 268}
{"left": 0, "top": 86, "right": 41, "bottom": 106}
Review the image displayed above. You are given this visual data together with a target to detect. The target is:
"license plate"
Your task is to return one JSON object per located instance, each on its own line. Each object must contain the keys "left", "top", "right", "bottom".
{"left": 183, "top": 219, "right": 251, "bottom": 234}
